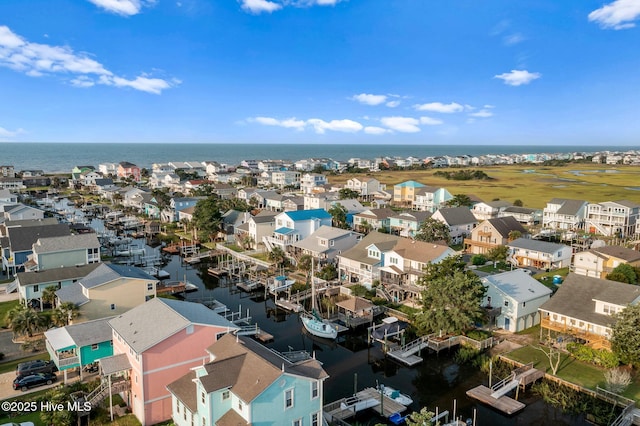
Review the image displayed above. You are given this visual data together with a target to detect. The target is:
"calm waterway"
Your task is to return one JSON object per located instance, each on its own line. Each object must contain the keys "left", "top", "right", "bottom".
{"left": 152, "top": 254, "right": 586, "bottom": 426}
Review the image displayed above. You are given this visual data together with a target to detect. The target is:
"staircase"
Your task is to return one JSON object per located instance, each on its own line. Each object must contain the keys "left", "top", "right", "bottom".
{"left": 85, "top": 379, "right": 130, "bottom": 407}
{"left": 376, "top": 286, "right": 393, "bottom": 302}
{"left": 490, "top": 373, "right": 520, "bottom": 399}
{"left": 5, "top": 280, "right": 18, "bottom": 294}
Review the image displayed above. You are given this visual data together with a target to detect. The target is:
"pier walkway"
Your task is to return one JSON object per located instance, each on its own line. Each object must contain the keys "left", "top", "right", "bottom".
{"left": 324, "top": 387, "right": 407, "bottom": 422}
{"left": 386, "top": 333, "right": 497, "bottom": 366}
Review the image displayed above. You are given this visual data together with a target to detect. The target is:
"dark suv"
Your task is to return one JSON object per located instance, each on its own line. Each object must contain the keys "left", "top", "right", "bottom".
{"left": 13, "top": 372, "right": 57, "bottom": 391}
{"left": 15, "top": 360, "right": 57, "bottom": 376}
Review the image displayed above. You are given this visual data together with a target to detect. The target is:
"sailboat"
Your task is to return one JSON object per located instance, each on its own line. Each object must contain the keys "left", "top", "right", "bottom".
{"left": 300, "top": 259, "right": 338, "bottom": 340}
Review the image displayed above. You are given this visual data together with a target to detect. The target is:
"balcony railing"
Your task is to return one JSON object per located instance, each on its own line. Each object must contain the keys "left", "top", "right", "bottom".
{"left": 541, "top": 317, "right": 611, "bottom": 350}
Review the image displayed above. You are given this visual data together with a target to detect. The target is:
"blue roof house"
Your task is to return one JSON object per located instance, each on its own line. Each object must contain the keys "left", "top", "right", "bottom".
{"left": 266, "top": 209, "right": 332, "bottom": 250}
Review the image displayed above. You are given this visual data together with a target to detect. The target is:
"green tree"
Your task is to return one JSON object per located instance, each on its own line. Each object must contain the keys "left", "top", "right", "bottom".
{"left": 611, "top": 304, "right": 640, "bottom": 366}
{"left": 415, "top": 256, "right": 486, "bottom": 335}
{"left": 193, "top": 196, "right": 223, "bottom": 242}
{"left": 41, "top": 286, "right": 58, "bottom": 309}
{"left": 414, "top": 218, "right": 451, "bottom": 244}
{"left": 328, "top": 203, "right": 349, "bottom": 229}
{"left": 52, "top": 302, "right": 80, "bottom": 327}
{"left": 40, "top": 388, "right": 75, "bottom": 426}
{"left": 151, "top": 188, "right": 172, "bottom": 210}
{"left": 6, "top": 305, "right": 45, "bottom": 338}
{"left": 513, "top": 199, "right": 524, "bottom": 207}
{"left": 508, "top": 230, "right": 522, "bottom": 241}
{"left": 298, "top": 254, "right": 312, "bottom": 282}
{"left": 607, "top": 263, "right": 639, "bottom": 285}
{"left": 268, "top": 246, "right": 287, "bottom": 270}
{"left": 446, "top": 194, "right": 473, "bottom": 208}
{"left": 486, "top": 245, "right": 509, "bottom": 263}
{"left": 339, "top": 188, "right": 360, "bottom": 200}
{"left": 405, "top": 407, "right": 435, "bottom": 425}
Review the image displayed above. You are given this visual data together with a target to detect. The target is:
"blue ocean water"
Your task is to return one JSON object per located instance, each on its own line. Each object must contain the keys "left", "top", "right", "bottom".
{"left": 0, "top": 142, "right": 635, "bottom": 173}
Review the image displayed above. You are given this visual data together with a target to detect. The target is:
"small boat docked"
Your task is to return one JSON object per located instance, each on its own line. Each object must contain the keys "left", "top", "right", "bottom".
{"left": 379, "top": 384, "right": 413, "bottom": 406}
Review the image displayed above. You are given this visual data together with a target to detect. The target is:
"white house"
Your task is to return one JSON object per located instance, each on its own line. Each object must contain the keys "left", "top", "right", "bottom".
{"left": 507, "top": 238, "right": 572, "bottom": 270}
{"left": 481, "top": 269, "right": 552, "bottom": 332}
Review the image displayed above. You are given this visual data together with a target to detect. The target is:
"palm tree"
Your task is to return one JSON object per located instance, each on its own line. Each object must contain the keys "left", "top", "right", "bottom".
{"left": 53, "top": 302, "right": 79, "bottom": 326}
{"left": 41, "top": 286, "right": 58, "bottom": 309}
{"left": 268, "top": 246, "right": 287, "bottom": 271}
{"left": 6, "top": 305, "right": 45, "bottom": 338}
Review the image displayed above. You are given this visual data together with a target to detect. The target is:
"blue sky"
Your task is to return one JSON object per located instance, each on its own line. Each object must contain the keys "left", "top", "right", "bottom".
{"left": 1, "top": 0, "right": 639, "bottom": 145}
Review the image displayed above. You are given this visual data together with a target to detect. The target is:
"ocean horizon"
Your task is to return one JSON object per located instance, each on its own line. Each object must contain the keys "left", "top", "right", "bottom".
{"left": 2, "top": 142, "right": 638, "bottom": 174}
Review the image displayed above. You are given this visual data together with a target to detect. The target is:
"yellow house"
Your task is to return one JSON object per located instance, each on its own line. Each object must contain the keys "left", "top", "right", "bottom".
{"left": 56, "top": 263, "right": 158, "bottom": 321}
{"left": 393, "top": 180, "right": 425, "bottom": 206}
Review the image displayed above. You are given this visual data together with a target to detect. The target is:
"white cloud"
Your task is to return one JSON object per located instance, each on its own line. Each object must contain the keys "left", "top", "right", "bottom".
{"left": 419, "top": 116, "right": 443, "bottom": 125}
{"left": 0, "top": 126, "right": 24, "bottom": 138}
{"left": 413, "top": 102, "right": 464, "bottom": 113}
{"left": 87, "top": 0, "right": 155, "bottom": 16}
{"left": 351, "top": 93, "right": 387, "bottom": 106}
{"left": 240, "top": 0, "right": 282, "bottom": 13}
{"left": 386, "top": 100, "right": 400, "bottom": 108}
{"left": 0, "top": 26, "right": 176, "bottom": 94}
{"left": 307, "top": 118, "right": 363, "bottom": 134}
{"left": 503, "top": 33, "right": 525, "bottom": 46}
{"left": 252, "top": 116, "right": 306, "bottom": 130}
{"left": 364, "top": 126, "right": 390, "bottom": 135}
{"left": 380, "top": 116, "right": 421, "bottom": 133}
{"left": 494, "top": 69, "right": 541, "bottom": 86}
{"left": 469, "top": 109, "right": 493, "bottom": 118}
{"left": 588, "top": 0, "right": 640, "bottom": 29}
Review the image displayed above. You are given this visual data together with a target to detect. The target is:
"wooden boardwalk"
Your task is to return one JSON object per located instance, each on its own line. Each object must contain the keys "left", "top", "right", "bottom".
{"left": 324, "top": 387, "right": 407, "bottom": 421}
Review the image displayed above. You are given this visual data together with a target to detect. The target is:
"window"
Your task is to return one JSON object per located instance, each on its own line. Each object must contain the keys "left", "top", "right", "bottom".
{"left": 110, "top": 303, "right": 116, "bottom": 310}
{"left": 33, "top": 285, "right": 39, "bottom": 293}
{"left": 238, "top": 401, "right": 243, "bottom": 411}
{"left": 91, "top": 343, "right": 99, "bottom": 351}
{"left": 177, "top": 400, "right": 180, "bottom": 414}
{"left": 285, "top": 388, "right": 294, "bottom": 409}
{"left": 504, "top": 301, "right": 509, "bottom": 307}
{"left": 202, "top": 418, "right": 206, "bottom": 426}
{"left": 522, "top": 302, "right": 526, "bottom": 307}
{"left": 311, "top": 412, "right": 319, "bottom": 426}
{"left": 147, "top": 283, "right": 154, "bottom": 291}
{"left": 222, "top": 390, "right": 230, "bottom": 401}
{"left": 293, "top": 420, "right": 302, "bottom": 426}
{"left": 201, "top": 391, "right": 205, "bottom": 404}
{"left": 311, "top": 381, "right": 319, "bottom": 399}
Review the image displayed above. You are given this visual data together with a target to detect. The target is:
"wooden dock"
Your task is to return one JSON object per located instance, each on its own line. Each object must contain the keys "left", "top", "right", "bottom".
{"left": 466, "top": 385, "right": 525, "bottom": 415}
{"left": 237, "top": 280, "right": 264, "bottom": 293}
{"left": 275, "top": 298, "right": 303, "bottom": 312}
{"left": 324, "top": 387, "right": 407, "bottom": 422}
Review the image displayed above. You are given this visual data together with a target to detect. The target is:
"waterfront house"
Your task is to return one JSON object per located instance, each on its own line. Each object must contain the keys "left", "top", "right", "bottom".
{"left": 162, "top": 196, "right": 206, "bottom": 223}
{"left": 412, "top": 186, "right": 453, "bottom": 213}
{"left": 345, "top": 177, "right": 385, "bottom": 201}
{"left": 2, "top": 223, "right": 71, "bottom": 275}
{"left": 507, "top": 238, "right": 572, "bottom": 270}
{"left": 432, "top": 207, "right": 478, "bottom": 245}
{"left": 0, "top": 165, "right": 15, "bottom": 177}
{"left": 265, "top": 209, "right": 332, "bottom": 251}
{"left": 471, "top": 200, "right": 512, "bottom": 221}
{"left": 352, "top": 208, "right": 395, "bottom": 233}
{"left": 25, "top": 233, "right": 101, "bottom": 271}
{"left": 167, "top": 334, "right": 328, "bottom": 426}
{"left": 300, "top": 172, "right": 328, "bottom": 194}
{"left": 292, "top": 225, "right": 362, "bottom": 263}
{"left": 0, "top": 189, "right": 18, "bottom": 207}
{"left": 105, "top": 298, "right": 239, "bottom": 425}
{"left": 542, "top": 198, "right": 588, "bottom": 231}
{"left": 464, "top": 217, "right": 528, "bottom": 255}
{"left": 45, "top": 317, "right": 113, "bottom": 383}
{"left": 498, "top": 206, "right": 542, "bottom": 225}
{"left": 393, "top": 180, "right": 425, "bottom": 207}
{"left": 481, "top": 269, "right": 552, "bottom": 332}
{"left": 14, "top": 263, "right": 100, "bottom": 308}
{"left": 220, "top": 210, "right": 251, "bottom": 242}
{"left": 98, "top": 163, "right": 118, "bottom": 176}
{"left": 235, "top": 210, "right": 278, "bottom": 250}
{"left": 389, "top": 211, "right": 432, "bottom": 238}
{"left": 55, "top": 263, "right": 158, "bottom": 321}
{"left": 572, "top": 245, "right": 640, "bottom": 279}
{"left": 538, "top": 273, "right": 640, "bottom": 350}
{"left": 585, "top": 200, "right": 640, "bottom": 237}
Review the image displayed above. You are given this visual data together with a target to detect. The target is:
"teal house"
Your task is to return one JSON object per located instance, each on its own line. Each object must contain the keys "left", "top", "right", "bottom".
{"left": 44, "top": 317, "right": 113, "bottom": 382}
{"left": 168, "top": 334, "right": 328, "bottom": 426}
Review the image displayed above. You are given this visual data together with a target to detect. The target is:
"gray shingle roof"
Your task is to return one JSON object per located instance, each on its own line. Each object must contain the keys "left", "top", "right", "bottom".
{"left": 99, "top": 353, "right": 132, "bottom": 375}
{"left": 33, "top": 233, "right": 99, "bottom": 254}
{"left": 508, "top": 237, "right": 568, "bottom": 254}
{"left": 551, "top": 198, "right": 587, "bottom": 215}
{"left": 7, "top": 224, "right": 71, "bottom": 252}
{"left": 539, "top": 273, "right": 640, "bottom": 327}
{"left": 435, "top": 207, "right": 478, "bottom": 226}
{"left": 80, "top": 263, "right": 156, "bottom": 289}
{"left": 56, "top": 282, "right": 90, "bottom": 306}
{"left": 16, "top": 263, "right": 100, "bottom": 286}
{"left": 485, "top": 217, "right": 528, "bottom": 237}
{"left": 592, "top": 246, "right": 640, "bottom": 263}
{"left": 339, "top": 232, "right": 401, "bottom": 265}
{"left": 108, "top": 298, "right": 238, "bottom": 353}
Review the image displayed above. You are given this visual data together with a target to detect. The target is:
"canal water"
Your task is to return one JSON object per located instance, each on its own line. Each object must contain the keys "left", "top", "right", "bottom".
{"left": 157, "top": 255, "right": 586, "bottom": 426}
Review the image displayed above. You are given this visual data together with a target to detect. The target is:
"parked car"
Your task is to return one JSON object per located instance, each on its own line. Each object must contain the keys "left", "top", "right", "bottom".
{"left": 15, "top": 359, "right": 57, "bottom": 376}
{"left": 12, "top": 372, "right": 57, "bottom": 391}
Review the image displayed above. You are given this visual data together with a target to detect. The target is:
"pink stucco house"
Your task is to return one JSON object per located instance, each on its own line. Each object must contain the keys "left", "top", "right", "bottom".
{"left": 103, "top": 297, "right": 239, "bottom": 425}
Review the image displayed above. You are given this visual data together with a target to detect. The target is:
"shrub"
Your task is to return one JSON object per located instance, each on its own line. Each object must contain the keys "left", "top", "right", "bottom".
{"left": 465, "top": 329, "right": 492, "bottom": 341}
{"left": 453, "top": 346, "right": 480, "bottom": 365}
{"left": 605, "top": 368, "right": 632, "bottom": 394}
{"left": 471, "top": 255, "right": 487, "bottom": 266}
{"left": 567, "top": 342, "right": 619, "bottom": 368}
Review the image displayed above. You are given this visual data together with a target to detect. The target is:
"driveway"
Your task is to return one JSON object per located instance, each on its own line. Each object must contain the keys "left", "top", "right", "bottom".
{"left": 0, "top": 368, "right": 99, "bottom": 401}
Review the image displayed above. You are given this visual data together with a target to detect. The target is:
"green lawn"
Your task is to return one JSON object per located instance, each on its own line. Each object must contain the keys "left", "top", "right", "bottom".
{"left": 506, "top": 345, "right": 606, "bottom": 389}
{"left": 0, "top": 411, "right": 42, "bottom": 425}
{"left": 0, "top": 299, "right": 21, "bottom": 328}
